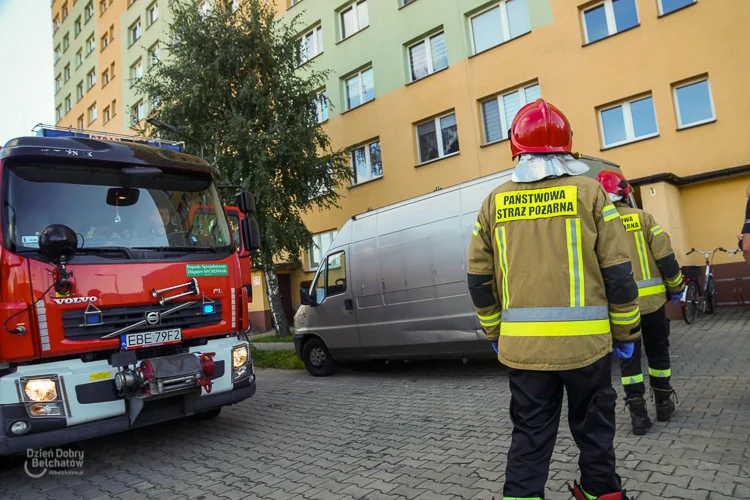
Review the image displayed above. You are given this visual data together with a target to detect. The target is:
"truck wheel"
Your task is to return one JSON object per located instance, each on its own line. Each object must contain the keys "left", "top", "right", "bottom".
{"left": 193, "top": 407, "right": 222, "bottom": 420}
{"left": 302, "top": 338, "right": 336, "bottom": 377}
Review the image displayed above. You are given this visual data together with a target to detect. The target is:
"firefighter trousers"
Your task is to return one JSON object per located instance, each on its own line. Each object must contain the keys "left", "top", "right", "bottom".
{"left": 619, "top": 306, "right": 671, "bottom": 398}
{"left": 503, "top": 355, "right": 621, "bottom": 499}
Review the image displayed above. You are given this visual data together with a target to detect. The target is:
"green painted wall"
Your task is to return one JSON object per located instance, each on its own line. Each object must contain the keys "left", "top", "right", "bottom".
{"left": 282, "top": 0, "right": 553, "bottom": 120}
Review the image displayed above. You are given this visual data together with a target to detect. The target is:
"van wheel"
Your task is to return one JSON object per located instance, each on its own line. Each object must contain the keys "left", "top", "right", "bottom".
{"left": 302, "top": 338, "right": 336, "bottom": 377}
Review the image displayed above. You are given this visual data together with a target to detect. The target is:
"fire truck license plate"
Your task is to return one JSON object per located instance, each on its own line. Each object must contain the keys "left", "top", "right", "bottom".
{"left": 121, "top": 329, "right": 182, "bottom": 350}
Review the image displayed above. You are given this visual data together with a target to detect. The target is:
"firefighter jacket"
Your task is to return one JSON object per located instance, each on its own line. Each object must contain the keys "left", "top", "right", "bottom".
{"left": 614, "top": 202, "right": 685, "bottom": 315}
{"left": 467, "top": 175, "right": 641, "bottom": 371}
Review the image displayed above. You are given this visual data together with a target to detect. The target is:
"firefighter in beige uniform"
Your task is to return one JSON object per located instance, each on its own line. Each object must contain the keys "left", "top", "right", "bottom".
{"left": 467, "top": 100, "right": 640, "bottom": 500}
{"left": 597, "top": 170, "right": 684, "bottom": 435}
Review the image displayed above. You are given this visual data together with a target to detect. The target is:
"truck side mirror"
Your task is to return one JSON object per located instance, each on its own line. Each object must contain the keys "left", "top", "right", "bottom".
{"left": 236, "top": 191, "right": 256, "bottom": 215}
{"left": 240, "top": 216, "right": 261, "bottom": 251}
{"left": 300, "top": 287, "right": 315, "bottom": 306}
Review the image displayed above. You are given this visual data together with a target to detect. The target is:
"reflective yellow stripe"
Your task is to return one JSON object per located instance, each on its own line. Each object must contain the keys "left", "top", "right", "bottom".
{"left": 566, "top": 221, "right": 575, "bottom": 307}
{"left": 649, "top": 367, "right": 671, "bottom": 378}
{"left": 496, "top": 227, "right": 509, "bottom": 309}
{"left": 634, "top": 231, "right": 651, "bottom": 280}
{"left": 602, "top": 205, "right": 619, "bottom": 221}
{"left": 472, "top": 230, "right": 479, "bottom": 236}
{"left": 610, "top": 307, "right": 640, "bottom": 325}
{"left": 566, "top": 218, "right": 584, "bottom": 307}
{"left": 473, "top": 221, "right": 481, "bottom": 236}
{"left": 622, "top": 374, "right": 644, "bottom": 385}
{"left": 651, "top": 225, "right": 664, "bottom": 236}
{"left": 479, "top": 312, "right": 501, "bottom": 327}
{"left": 639, "top": 284, "right": 667, "bottom": 297}
{"left": 500, "top": 319, "right": 610, "bottom": 336}
{"left": 666, "top": 273, "right": 683, "bottom": 287}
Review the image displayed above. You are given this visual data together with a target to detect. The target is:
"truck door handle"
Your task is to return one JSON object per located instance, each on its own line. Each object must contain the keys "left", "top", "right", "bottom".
{"left": 345, "top": 299, "right": 353, "bottom": 311}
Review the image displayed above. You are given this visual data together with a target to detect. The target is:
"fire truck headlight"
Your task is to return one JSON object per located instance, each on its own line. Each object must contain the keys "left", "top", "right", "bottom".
{"left": 232, "top": 345, "right": 249, "bottom": 368}
{"left": 24, "top": 379, "right": 58, "bottom": 402}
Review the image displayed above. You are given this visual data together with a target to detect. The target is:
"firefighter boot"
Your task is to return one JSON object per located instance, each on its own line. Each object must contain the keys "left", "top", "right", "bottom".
{"left": 653, "top": 387, "right": 676, "bottom": 422}
{"left": 624, "top": 396, "right": 652, "bottom": 435}
{"left": 569, "top": 481, "right": 631, "bottom": 500}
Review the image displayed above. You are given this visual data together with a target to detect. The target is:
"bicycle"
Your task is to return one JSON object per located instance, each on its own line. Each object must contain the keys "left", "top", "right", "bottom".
{"left": 682, "top": 247, "right": 726, "bottom": 324}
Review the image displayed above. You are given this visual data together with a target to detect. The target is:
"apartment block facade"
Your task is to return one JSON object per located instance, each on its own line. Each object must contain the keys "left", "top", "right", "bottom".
{"left": 52, "top": 0, "right": 750, "bottom": 330}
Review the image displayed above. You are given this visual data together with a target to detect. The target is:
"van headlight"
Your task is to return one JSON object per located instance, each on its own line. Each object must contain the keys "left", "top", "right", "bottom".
{"left": 24, "top": 379, "right": 58, "bottom": 402}
{"left": 232, "top": 345, "right": 249, "bottom": 368}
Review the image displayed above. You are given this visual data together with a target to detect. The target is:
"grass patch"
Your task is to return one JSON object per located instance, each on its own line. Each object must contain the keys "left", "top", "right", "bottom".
{"left": 251, "top": 347, "right": 304, "bottom": 369}
{"left": 251, "top": 335, "right": 295, "bottom": 343}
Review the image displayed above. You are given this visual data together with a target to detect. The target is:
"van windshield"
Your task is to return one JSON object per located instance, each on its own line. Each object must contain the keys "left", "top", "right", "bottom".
{"left": 4, "top": 162, "right": 233, "bottom": 254}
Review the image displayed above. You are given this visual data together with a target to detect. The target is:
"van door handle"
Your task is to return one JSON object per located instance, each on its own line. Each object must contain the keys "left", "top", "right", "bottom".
{"left": 345, "top": 299, "right": 353, "bottom": 311}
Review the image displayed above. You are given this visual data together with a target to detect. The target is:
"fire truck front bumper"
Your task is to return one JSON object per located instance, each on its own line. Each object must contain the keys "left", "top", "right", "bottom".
{"left": 0, "top": 336, "right": 255, "bottom": 455}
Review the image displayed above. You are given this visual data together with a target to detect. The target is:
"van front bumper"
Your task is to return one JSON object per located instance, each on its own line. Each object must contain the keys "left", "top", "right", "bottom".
{"left": 293, "top": 335, "right": 304, "bottom": 360}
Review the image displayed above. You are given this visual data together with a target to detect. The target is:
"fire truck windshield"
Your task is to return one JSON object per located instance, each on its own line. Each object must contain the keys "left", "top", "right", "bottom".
{"left": 4, "top": 162, "right": 233, "bottom": 256}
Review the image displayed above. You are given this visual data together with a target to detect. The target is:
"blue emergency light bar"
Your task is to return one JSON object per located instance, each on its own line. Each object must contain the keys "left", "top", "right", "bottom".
{"left": 33, "top": 125, "right": 184, "bottom": 153}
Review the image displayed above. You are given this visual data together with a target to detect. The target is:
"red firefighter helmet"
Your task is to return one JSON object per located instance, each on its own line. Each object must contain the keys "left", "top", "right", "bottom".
{"left": 510, "top": 99, "right": 573, "bottom": 159}
{"left": 596, "top": 170, "right": 632, "bottom": 199}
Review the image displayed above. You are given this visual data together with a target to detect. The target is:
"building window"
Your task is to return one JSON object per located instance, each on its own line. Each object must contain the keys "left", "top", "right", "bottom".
{"left": 53, "top": 16, "right": 60, "bottom": 33}
{"left": 150, "top": 94, "right": 161, "bottom": 112}
{"left": 351, "top": 139, "right": 382, "bottom": 185}
{"left": 408, "top": 31, "right": 448, "bottom": 82}
{"left": 130, "top": 59, "right": 143, "bottom": 87}
{"left": 309, "top": 230, "right": 338, "bottom": 270}
{"left": 673, "top": 77, "right": 715, "bottom": 130}
{"left": 481, "top": 82, "right": 540, "bottom": 145}
{"left": 128, "top": 0, "right": 137, "bottom": 6}
{"left": 54, "top": 45, "right": 62, "bottom": 64}
{"left": 75, "top": 49, "right": 83, "bottom": 68}
{"left": 109, "top": 25, "right": 114, "bottom": 41}
{"left": 62, "top": 2, "right": 69, "bottom": 19}
{"left": 199, "top": 1, "right": 211, "bottom": 18}
{"left": 147, "top": 2, "right": 159, "bottom": 26}
{"left": 131, "top": 100, "right": 145, "bottom": 126}
{"left": 76, "top": 81, "right": 84, "bottom": 101}
{"left": 87, "top": 68, "right": 96, "bottom": 90}
{"left": 599, "top": 95, "right": 658, "bottom": 148}
{"left": 74, "top": 16, "right": 82, "bottom": 36}
{"left": 103, "top": 105, "right": 111, "bottom": 123}
{"left": 658, "top": 0, "right": 695, "bottom": 16}
{"left": 417, "top": 112, "right": 459, "bottom": 164}
{"left": 101, "top": 34, "right": 109, "bottom": 50}
{"left": 110, "top": 62, "right": 116, "bottom": 78}
{"left": 100, "top": 0, "right": 107, "bottom": 14}
{"left": 55, "top": 74, "right": 62, "bottom": 94}
{"left": 340, "top": 0, "right": 368, "bottom": 40}
{"left": 88, "top": 102, "right": 97, "bottom": 124}
{"left": 102, "top": 68, "right": 110, "bottom": 87}
{"left": 111, "top": 99, "right": 117, "bottom": 116}
{"left": 64, "top": 95, "right": 72, "bottom": 114}
{"left": 63, "top": 33, "right": 70, "bottom": 52}
{"left": 86, "top": 34, "right": 96, "bottom": 55}
{"left": 77, "top": 115, "right": 85, "bottom": 129}
{"left": 148, "top": 42, "right": 160, "bottom": 66}
{"left": 64, "top": 64, "right": 71, "bottom": 82}
{"left": 344, "top": 67, "right": 374, "bottom": 111}
{"left": 314, "top": 91, "right": 328, "bottom": 123}
{"left": 470, "top": 0, "right": 530, "bottom": 55}
{"left": 402, "top": 0, "right": 417, "bottom": 5}
{"left": 582, "top": 0, "right": 639, "bottom": 44}
{"left": 84, "top": 1, "right": 94, "bottom": 22}
{"left": 299, "top": 25, "right": 323, "bottom": 65}
{"left": 129, "top": 19, "right": 142, "bottom": 46}
{"left": 56, "top": 105, "right": 63, "bottom": 122}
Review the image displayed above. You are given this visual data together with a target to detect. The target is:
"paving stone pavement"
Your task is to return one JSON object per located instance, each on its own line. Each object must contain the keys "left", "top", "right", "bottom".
{"left": 2, "top": 309, "right": 750, "bottom": 500}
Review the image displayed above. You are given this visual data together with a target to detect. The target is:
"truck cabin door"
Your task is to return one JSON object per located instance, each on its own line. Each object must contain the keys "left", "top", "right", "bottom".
{"left": 305, "top": 249, "right": 360, "bottom": 358}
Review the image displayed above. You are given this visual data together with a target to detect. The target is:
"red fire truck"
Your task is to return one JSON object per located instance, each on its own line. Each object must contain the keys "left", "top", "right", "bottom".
{"left": 0, "top": 126, "right": 260, "bottom": 454}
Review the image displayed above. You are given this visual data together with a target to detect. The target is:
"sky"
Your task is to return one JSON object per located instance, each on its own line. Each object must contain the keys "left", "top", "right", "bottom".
{"left": 0, "top": 0, "right": 55, "bottom": 146}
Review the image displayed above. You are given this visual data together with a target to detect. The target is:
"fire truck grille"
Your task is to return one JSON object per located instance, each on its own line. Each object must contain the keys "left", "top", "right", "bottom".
{"left": 62, "top": 301, "right": 224, "bottom": 341}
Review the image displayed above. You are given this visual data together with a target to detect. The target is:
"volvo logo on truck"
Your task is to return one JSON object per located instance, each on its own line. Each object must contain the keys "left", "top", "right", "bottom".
{"left": 52, "top": 296, "right": 98, "bottom": 305}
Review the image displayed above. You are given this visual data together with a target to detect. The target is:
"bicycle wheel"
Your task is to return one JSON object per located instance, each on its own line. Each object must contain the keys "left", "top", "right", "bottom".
{"left": 683, "top": 281, "right": 700, "bottom": 324}
{"left": 705, "top": 275, "right": 717, "bottom": 314}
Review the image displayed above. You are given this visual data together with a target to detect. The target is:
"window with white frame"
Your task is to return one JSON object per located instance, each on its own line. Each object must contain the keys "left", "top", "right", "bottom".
{"left": 148, "top": 43, "right": 160, "bottom": 66}
{"left": 63, "top": 33, "right": 70, "bottom": 52}
{"left": 130, "top": 59, "right": 143, "bottom": 86}
{"left": 88, "top": 102, "right": 97, "bottom": 124}
{"left": 53, "top": 16, "right": 60, "bottom": 33}
{"left": 340, "top": 0, "right": 368, "bottom": 40}
{"left": 131, "top": 100, "right": 145, "bottom": 125}
{"left": 470, "top": 0, "right": 530, "bottom": 55}
{"left": 481, "top": 82, "right": 540, "bottom": 144}
{"left": 147, "top": 2, "right": 159, "bottom": 26}
{"left": 54, "top": 45, "right": 62, "bottom": 64}
{"left": 599, "top": 95, "right": 658, "bottom": 148}
{"left": 87, "top": 68, "right": 96, "bottom": 89}
{"left": 56, "top": 105, "right": 63, "bottom": 122}
{"left": 77, "top": 115, "right": 84, "bottom": 129}
{"left": 582, "top": 0, "right": 638, "bottom": 44}
{"left": 102, "top": 68, "right": 110, "bottom": 87}
{"left": 408, "top": 31, "right": 448, "bottom": 82}
{"left": 416, "top": 112, "right": 459, "bottom": 164}
{"left": 103, "top": 105, "right": 111, "bottom": 123}
{"left": 64, "top": 95, "right": 72, "bottom": 113}
{"left": 673, "top": 77, "right": 715, "bottom": 129}
{"left": 351, "top": 139, "right": 382, "bottom": 185}
{"left": 658, "top": 0, "right": 695, "bottom": 16}
{"left": 101, "top": 34, "right": 109, "bottom": 50}
{"left": 64, "top": 64, "right": 71, "bottom": 82}
{"left": 314, "top": 91, "right": 329, "bottom": 123}
{"left": 309, "top": 230, "right": 338, "bottom": 270}
{"left": 62, "top": 2, "right": 68, "bottom": 19}
{"left": 299, "top": 25, "right": 323, "bottom": 65}
{"left": 76, "top": 81, "right": 84, "bottom": 101}
{"left": 100, "top": 0, "right": 107, "bottom": 14}
{"left": 74, "top": 16, "right": 82, "bottom": 36}
{"left": 75, "top": 49, "right": 83, "bottom": 68}
{"left": 344, "top": 67, "right": 374, "bottom": 110}
{"left": 129, "top": 19, "right": 142, "bottom": 45}
{"left": 84, "top": 1, "right": 94, "bottom": 22}
{"left": 86, "top": 34, "right": 95, "bottom": 54}
{"left": 55, "top": 74, "right": 62, "bottom": 93}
